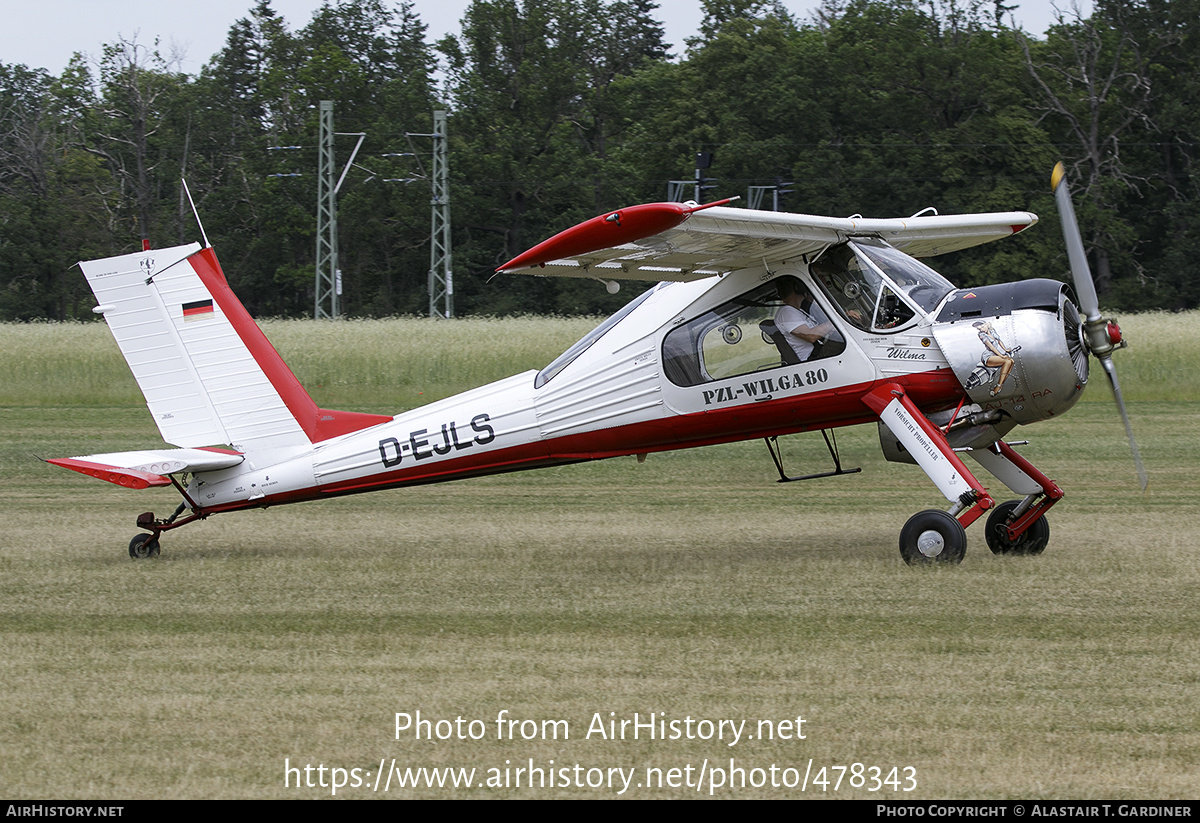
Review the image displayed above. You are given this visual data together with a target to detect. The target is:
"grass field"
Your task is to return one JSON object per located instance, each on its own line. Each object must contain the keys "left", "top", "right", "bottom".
{"left": 1, "top": 318, "right": 1198, "bottom": 799}
{"left": 2, "top": 311, "right": 1196, "bottom": 409}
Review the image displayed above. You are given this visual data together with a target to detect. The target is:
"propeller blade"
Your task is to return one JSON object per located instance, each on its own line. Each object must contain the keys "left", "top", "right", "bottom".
{"left": 1098, "top": 356, "right": 1149, "bottom": 491}
{"left": 1053, "top": 162, "right": 1147, "bottom": 491}
{"left": 1052, "top": 162, "right": 1101, "bottom": 322}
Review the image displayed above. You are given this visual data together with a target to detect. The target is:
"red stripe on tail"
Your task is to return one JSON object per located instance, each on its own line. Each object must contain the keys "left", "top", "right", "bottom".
{"left": 187, "top": 248, "right": 392, "bottom": 442}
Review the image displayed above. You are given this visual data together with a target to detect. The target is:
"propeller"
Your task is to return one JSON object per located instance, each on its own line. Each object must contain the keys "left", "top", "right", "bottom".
{"left": 1051, "top": 162, "right": 1148, "bottom": 491}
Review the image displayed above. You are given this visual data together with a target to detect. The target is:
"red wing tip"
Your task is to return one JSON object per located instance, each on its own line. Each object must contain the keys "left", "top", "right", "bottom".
{"left": 498, "top": 200, "right": 706, "bottom": 272}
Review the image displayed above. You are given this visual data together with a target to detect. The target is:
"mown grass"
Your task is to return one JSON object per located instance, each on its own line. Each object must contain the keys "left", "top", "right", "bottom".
{"left": 0, "top": 316, "right": 1196, "bottom": 799}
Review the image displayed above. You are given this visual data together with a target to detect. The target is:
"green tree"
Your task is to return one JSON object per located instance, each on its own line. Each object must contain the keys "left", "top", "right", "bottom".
{"left": 185, "top": 0, "right": 439, "bottom": 317}
{"left": 0, "top": 60, "right": 111, "bottom": 319}
{"left": 1090, "top": 0, "right": 1200, "bottom": 309}
{"left": 439, "top": 0, "right": 670, "bottom": 314}
{"left": 89, "top": 37, "right": 191, "bottom": 245}
{"left": 1018, "top": 0, "right": 1188, "bottom": 304}
{"left": 297, "top": 0, "right": 438, "bottom": 315}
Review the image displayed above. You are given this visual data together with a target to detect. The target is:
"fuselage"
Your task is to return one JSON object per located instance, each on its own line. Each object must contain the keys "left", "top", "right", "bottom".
{"left": 189, "top": 239, "right": 1086, "bottom": 516}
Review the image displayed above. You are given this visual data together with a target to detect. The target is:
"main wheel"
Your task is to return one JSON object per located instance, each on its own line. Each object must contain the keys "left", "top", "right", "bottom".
{"left": 899, "top": 510, "right": 966, "bottom": 566}
{"left": 128, "top": 533, "right": 161, "bottom": 559}
{"left": 985, "top": 500, "right": 1050, "bottom": 556}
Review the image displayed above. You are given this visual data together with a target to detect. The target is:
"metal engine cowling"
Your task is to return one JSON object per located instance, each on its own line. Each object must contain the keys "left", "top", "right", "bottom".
{"left": 930, "top": 280, "right": 1088, "bottom": 426}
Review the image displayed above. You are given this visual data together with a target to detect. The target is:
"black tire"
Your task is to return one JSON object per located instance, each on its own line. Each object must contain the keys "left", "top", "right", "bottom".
{"left": 129, "top": 533, "right": 161, "bottom": 560}
{"left": 899, "top": 510, "right": 966, "bottom": 566}
{"left": 985, "top": 501, "right": 1050, "bottom": 556}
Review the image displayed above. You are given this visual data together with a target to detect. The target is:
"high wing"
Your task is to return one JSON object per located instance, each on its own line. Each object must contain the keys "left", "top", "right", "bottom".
{"left": 497, "top": 203, "right": 1038, "bottom": 282}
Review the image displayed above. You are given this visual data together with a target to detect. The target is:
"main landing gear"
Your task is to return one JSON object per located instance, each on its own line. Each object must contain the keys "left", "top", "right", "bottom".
{"left": 863, "top": 384, "right": 1065, "bottom": 567}
{"left": 899, "top": 509, "right": 967, "bottom": 565}
{"left": 894, "top": 439, "right": 1064, "bottom": 566}
{"left": 984, "top": 499, "right": 1050, "bottom": 556}
{"left": 898, "top": 492, "right": 1056, "bottom": 567}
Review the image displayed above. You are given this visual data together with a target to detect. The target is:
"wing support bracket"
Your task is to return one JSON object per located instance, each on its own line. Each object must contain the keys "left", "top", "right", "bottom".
{"left": 765, "top": 430, "right": 862, "bottom": 483}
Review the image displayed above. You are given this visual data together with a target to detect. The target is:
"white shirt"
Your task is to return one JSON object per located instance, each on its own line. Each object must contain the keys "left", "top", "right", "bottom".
{"left": 775, "top": 304, "right": 819, "bottom": 361}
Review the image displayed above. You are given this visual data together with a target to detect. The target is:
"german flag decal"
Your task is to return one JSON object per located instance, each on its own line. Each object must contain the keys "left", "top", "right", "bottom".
{"left": 182, "top": 299, "right": 214, "bottom": 321}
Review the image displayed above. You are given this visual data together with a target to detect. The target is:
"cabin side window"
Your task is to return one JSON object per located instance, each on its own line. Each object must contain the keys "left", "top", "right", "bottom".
{"left": 662, "top": 276, "right": 845, "bottom": 388}
{"left": 535, "top": 285, "right": 659, "bottom": 388}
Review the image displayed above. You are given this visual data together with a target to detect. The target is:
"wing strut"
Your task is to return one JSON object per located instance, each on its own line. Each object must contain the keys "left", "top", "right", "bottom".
{"left": 765, "top": 430, "right": 862, "bottom": 483}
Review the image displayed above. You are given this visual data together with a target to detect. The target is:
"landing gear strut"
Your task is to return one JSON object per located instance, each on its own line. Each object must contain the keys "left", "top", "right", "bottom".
{"left": 968, "top": 441, "right": 1063, "bottom": 557}
{"left": 985, "top": 500, "right": 1050, "bottom": 555}
{"left": 127, "top": 501, "right": 197, "bottom": 560}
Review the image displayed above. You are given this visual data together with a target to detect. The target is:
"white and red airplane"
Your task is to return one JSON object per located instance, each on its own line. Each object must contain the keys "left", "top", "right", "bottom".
{"left": 49, "top": 164, "right": 1142, "bottom": 564}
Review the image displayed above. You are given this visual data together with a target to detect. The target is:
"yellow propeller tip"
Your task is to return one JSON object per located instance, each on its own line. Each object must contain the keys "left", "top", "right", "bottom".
{"left": 1051, "top": 162, "right": 1065, "bottom": 191}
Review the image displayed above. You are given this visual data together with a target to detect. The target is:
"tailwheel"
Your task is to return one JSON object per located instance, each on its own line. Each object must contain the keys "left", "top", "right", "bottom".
{"left": 985, "top": 500, "right": 1050, "bottom": 556}
{"left": 899, "top": 510, "right": 966, "bottom": 566}
{"left": 128, "top": 533, "right": 161, "bottom": 560}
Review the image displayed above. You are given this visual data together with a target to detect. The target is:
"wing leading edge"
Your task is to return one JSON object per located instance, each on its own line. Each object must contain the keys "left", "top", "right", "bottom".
{"left": 498, "top": 205, "right": 1038, "bottom": 282}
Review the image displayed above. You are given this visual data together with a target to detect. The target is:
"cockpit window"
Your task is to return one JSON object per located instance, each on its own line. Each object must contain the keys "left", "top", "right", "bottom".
{"left": 853, "top": 239, "right": 955, "bottom": 315}
{"left": 662, "top": 276, "right": 845, "bottom": 388}
{"left": 809, "top": 240, "right": 954, "bottom": 332}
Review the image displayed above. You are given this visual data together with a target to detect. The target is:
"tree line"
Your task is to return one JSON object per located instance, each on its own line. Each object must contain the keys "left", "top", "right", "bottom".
{"left": 0, "top": 0, "right": 1196, "bottom": 321}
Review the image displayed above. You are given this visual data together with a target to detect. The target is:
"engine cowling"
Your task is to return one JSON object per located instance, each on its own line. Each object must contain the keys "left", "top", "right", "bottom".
{"left": 930, "top": 280, "right": 1088, "bottom": 426}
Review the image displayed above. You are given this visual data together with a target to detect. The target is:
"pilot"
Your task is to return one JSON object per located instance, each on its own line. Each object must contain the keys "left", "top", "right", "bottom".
{"left": 774, "top": 275, "right": 834, "bottom": 362}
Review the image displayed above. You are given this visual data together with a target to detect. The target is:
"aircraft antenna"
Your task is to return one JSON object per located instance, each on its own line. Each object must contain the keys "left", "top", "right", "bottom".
{"left": 181, "top": 178, "right": 210, "bottom": 248}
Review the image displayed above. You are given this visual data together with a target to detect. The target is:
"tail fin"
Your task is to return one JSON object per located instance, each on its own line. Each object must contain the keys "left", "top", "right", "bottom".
{"left": 80, "top": 243, "right": 390, "bottom": 461}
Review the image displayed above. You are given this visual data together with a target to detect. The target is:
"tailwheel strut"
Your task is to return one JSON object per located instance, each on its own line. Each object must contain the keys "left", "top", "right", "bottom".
{"left": 128, "top": 502, "right": 202, "bottom": 560}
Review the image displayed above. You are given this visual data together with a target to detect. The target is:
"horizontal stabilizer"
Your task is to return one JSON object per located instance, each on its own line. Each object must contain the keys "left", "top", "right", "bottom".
{"left": 47, "top": 448, "right": 244, "bottom": 489}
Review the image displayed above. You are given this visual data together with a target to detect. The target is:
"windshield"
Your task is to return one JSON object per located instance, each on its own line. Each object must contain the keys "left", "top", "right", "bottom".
{"left": 809, "top": 240, "right": 954, "bottom": 332}
{"left": 853, "top": 239, "right": 955, "bottom": 314}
